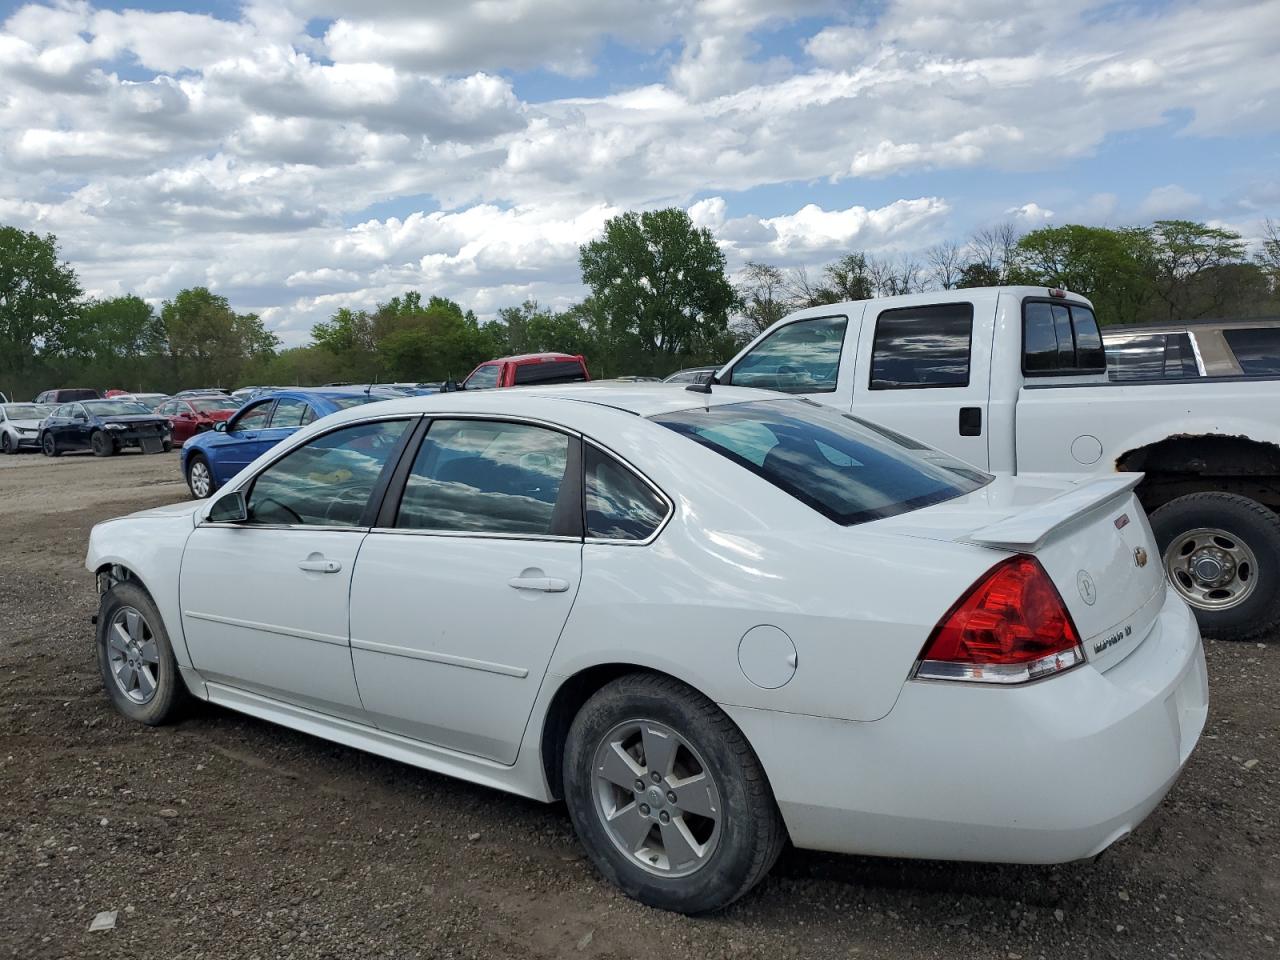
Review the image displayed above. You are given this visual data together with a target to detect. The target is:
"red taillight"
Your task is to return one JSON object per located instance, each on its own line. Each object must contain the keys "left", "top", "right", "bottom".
{"left": 915, "top": 555, "right": 1085, "bottom": 684}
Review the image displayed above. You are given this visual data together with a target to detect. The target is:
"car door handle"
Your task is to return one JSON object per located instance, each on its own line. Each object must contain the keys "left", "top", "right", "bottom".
{"left": 508, "top": 576, "right": 570, "bottom": 593}
{"left": 298, "top": 558, "right": 342, "bottom": 574}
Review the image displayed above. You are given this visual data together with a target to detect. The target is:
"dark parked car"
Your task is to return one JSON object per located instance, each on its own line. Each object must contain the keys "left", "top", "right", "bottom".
{"left": 34, "top": 388, "right": 101, "bottom": 404}
{"left": 40, "top": 399, "right": 172, "bottom": 458}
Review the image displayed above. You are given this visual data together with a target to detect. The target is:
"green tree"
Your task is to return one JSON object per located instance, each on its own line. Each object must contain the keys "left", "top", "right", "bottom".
{"left": 161, "top": 287, "right": 279, "bottom": 386}
{"left": 1013, "top": 225, "right": 1156, "bottom": 324}
{"left": 1148, "top": 220, "right": 1247, "bottom": 319}
{"left": 579, "top": 208, "right": 738, "bottom": 366}
{"left": 0, "top": 226, "right": 82, "bottom": 375}
{"left": 79, "top": 295, "right": 162, "bottom": 361}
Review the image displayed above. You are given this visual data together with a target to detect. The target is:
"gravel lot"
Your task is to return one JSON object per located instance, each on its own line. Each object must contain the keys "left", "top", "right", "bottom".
{"left": 1, "top": 449, "right": 1277, "bottom": 959}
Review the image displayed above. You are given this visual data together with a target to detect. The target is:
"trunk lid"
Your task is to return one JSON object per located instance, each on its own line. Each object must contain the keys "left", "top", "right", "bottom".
{"left": 873, "top": 474, "right": 1167, "bottom": 671}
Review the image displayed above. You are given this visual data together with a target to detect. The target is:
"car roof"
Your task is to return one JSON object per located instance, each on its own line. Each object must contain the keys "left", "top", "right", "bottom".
{"left": 484, "top": 352, "right": 582, "bottom": 364}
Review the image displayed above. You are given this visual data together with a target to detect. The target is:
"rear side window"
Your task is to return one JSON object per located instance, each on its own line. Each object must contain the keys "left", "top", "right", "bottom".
{"left": 585, "top": 445, "right": 669, "bottom": 541}
{"left": 1106, "top": 333, "right": 1199, "bottom": 381}
{"left": 513, "top": 360, "right": 587, "bottom": 385}
{"left": 395, "top": 420, "right": 575, "bottom": 536}
{"left": 1223, "top": 327, "right": 1280, "bottom": 375}
{"left": 870, "top": 303, "right": 973, "bottom": 389}
{"left": 727, "top": 316, "right": 846, "bottom": 393}
{"left": 653, "top": 399, "right": 990, "bottom": 526}
{"left": 1024, "top": 301, "right": 1106, "bottom": 374}
{"left": 465, "top": 364, "right": 501, "bottom": 390}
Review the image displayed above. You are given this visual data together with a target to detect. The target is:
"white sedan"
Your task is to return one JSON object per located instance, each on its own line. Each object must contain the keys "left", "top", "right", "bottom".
{"left": 86, "top": 384, "right": 1207, "bottom": 913}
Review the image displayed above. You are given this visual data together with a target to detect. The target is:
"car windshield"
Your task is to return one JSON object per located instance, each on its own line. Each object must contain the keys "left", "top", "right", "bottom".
{"left": 190, "top": 397, "right": 241, "bottom": 412}
{"left": 84, "top": 401, "right": 151, "bottom": 416}
{"left": 652, "top": 399, "right": 991, "bottom": 526}
{"left": 3, "top": 404, "right": 51, "bottom": 419}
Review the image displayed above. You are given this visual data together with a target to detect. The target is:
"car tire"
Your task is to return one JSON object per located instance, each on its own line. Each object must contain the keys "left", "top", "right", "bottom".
{"left": 41, "top": 433, "right": 60, "bottom": 457}
{"left": 96, "top": 581, "right": 189, "bottom": 726}
{"left": 186, "top": 453, "right": 216, "bottom": 499}
{"left": 162, "top": 440, "right": 173, "bottom": 453}
{"left": 562, "top": 673, "right": 786, "bottom": 914}
{"left": 91, "top": 430, "right": 115, "bottom": 457}
{"left": 1, "top": 433, "right": 13, "bottom": 454}
{"left": 1150, "top": 492, "right": 1280, "bottom": 640}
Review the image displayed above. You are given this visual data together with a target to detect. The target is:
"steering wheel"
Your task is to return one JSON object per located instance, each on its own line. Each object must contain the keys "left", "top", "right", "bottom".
{"left": 772, "top": 364, "right": 804, "bottom": 391}
{"left": 256, "top": 496, "right": 303, "bottom": 525}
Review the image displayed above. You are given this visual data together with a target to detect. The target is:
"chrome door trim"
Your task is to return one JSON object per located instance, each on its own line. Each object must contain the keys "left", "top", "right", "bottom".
{"left": 183, "top": 610, "right": 349, "bottom": 647}
{"left": 350, "top": 637, "right": 529, "bottom": 678}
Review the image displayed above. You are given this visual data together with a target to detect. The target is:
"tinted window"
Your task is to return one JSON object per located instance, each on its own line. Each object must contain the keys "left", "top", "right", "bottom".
{"left": 1223, "top": 327, "right": 1280, "bottom": 375}
{"left": 246, "top": 420, "right": 410, "bottom": 526}
{"left": 513, "top": 360, "right": 587, "bottom": 385}
{"left": 232, "top": 401, "right": 273, "bottom": 432}
{"left": 729, "top": 316, "right": 846, "bottom": 393}
{"left": 653, "top": 399, "right": 990, "bottom": 526}
{"left": 1024, "top": 301, "right": 1106, "bottom": 373}
{"left": 870, "top": 304, "right": 972, "bottom": 389}
{"left": 1106, "top": 333, "right": 1198, "bottom": 381}
{"left": 396, "top": 420, "right": 572, "bottom": 535}
{"left": 270, "top": 397, "right": 309, "bottom": 428}
{"left": 465, "top": 365, "right": 502, "bottom": 390}
{"left": 585, "top": 445, "right": 668, "bottom": 541}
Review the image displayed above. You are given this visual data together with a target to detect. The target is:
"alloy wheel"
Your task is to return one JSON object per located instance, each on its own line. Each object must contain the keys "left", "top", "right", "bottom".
{"left": 591, "top": 719, "right": 722, "bottom": 879}
{"left": 106, "top": 606, "right": 161, "bottom": 705}
{"left": 189, "top": 460, "right": 211, "bottom": 497}
{"left": 1163, "top": 526, "right": 1258, "bottom": 611}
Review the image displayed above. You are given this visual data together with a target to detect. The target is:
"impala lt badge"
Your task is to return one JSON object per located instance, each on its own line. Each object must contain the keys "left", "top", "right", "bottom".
{"left": 1134, "top": 547, "right": 1148, "bottom": 568}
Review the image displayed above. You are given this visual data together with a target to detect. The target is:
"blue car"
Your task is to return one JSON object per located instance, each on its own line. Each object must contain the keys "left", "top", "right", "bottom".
{"left": 181, "top": 387, "right": 399, "bottom": 498}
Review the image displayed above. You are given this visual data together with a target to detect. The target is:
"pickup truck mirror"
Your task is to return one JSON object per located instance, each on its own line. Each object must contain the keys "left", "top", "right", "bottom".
{"left": 206, "top": 491, "right": 247, "bottom": 523}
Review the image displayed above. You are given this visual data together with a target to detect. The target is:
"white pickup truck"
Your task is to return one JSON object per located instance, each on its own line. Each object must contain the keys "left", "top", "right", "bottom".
{"left": 720, "top": 285, "right": 1280, "bottom": 639}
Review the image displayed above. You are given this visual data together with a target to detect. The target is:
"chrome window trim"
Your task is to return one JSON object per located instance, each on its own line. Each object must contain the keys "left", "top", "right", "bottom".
{"left": 196, "top": 522, "right": 372, "bottom": 533}
{"left": 582, "top": 438, "right": 673, "bottom": 547}
{"left": 369, "top": 527, "right": 581, "bottom": 543}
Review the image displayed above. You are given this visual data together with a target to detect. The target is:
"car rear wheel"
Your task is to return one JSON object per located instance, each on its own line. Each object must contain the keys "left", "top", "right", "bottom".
{"left": 186, "top": 454, "right": 215, "bottom": 499}
{"left": 96, "top": 581, "right": 188, "bottom": 725}
{"left": 91, "top": 430, "right": 115, "bottom": 457}
{"left": 41, "top": 433, "right": 60, "bottom": 457}
{"left": 1151, "top": 492, "right": 1280, "bottom": 640}
{"left": 563, "top": 673, "right": 785, "bottom": 914}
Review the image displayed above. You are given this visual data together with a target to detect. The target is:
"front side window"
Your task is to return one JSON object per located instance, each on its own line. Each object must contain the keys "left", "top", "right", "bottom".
{"left": 464, "top": 364, "right": 502, "bottom": 390}
{"left": 269, "top": 397, "right": 309, "bottom": 428}
{"left": 246, "top": 419, "right": 410, "bottom": 526}
{"left": 396, "top": 420, "right": 573, "bottom": 535}
{"left": 585, "top": 445, "right": 669, "bottom": 541}
{"left": 1223, "top": 327, "right": 1280, "bottom": 375}
{"left": 231, "top": 400, "right": 273, "bottom": 432}
{"left": 1024, "top": 301, "right": 1106, "bottom": 374}
{"left": 653, "top": 399, "right": 990, "bottom": 526}
{"left": 727, "top": 316, "right": 846, "bottom": 393}
{"left": 870, "top": 303, "right": 973, "bottom": 389}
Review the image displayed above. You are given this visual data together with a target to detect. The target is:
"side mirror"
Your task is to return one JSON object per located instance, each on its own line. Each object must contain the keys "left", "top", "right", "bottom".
{"left": 206, "top": 491, "right": 247, "bottom": 523}
{"left": 214, "top": 421, "right": 227, "bottom": 432}
{"left": 443, "top": 380, "right": 460, "bottom": 392}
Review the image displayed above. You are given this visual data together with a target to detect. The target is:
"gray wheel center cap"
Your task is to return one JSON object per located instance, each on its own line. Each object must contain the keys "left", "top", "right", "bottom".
{"left": 646, "top": 786, "right": 665, "bottom": 808}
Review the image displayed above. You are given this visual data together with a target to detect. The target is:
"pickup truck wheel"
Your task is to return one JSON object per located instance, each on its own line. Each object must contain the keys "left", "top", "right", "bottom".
{"left": 1150, "top": 492, "right": 1280, "bottom": 640}
{"left": 96, "top": 581, "right": 189, "bottom": 725}
{"left": 562, "top": 673, "right": 785, "bottom": 914}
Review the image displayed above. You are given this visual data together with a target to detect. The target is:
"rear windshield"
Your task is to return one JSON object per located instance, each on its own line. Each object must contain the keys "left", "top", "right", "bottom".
{"left": 190, "top": 397, "right": 241, "bottom": 412}
{"left": 84, "top": 401, "right": 151, "bottom": 416}
{"left": 58, "top": 389, "right": 100, "bottom": 401}
{"left": 652, "top": 399, "right": 990, "bottom": 525}
{"left": 513, "top": 360, "right": 587, "bottom": 385}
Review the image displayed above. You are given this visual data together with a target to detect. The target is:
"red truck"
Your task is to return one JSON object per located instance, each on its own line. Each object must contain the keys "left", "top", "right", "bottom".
{"left": 461, "top": 352, "right": 591, "bottom": 389}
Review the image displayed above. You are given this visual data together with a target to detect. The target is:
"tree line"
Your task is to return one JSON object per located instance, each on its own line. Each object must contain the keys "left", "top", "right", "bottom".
{"left": 3, "top": 213, "right": 1279, "bottom": 401}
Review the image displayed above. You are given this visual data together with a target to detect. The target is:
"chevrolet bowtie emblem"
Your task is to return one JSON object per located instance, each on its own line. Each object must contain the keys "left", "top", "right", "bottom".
{"left": 1134, "top": 547, "right": 1148, "bottom": 568}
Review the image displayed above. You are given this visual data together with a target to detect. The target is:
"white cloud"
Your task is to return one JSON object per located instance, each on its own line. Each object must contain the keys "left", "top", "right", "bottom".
{"left": 1007, "top": 202, "right": 1055, "bottom": 223}
{"left": 1139, "top": 184, "right": 1204, "bottom": 219}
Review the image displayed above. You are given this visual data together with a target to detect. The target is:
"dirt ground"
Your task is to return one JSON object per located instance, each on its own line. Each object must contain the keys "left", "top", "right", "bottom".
{"left": 1, "top": 449, "right": 1276, "bottom": 960}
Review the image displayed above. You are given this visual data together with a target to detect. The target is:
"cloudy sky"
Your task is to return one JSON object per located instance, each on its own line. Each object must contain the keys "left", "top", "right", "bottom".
{"left": 2, "top": 0, "right": 1279, "bottom": 345}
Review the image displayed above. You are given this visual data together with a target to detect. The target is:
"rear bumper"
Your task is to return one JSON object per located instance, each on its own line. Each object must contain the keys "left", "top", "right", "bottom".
{"left": 725, "top": 586, "right": 1206, "bottom": 864}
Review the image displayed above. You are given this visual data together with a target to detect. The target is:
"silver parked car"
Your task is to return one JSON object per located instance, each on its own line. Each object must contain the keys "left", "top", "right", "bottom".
{"left": 0, "top": 402, "right": 53, "bottom": 454}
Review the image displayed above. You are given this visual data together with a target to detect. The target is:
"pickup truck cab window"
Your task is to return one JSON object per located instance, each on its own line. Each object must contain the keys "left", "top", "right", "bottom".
{"left": 395, "top": 419, "right": 576, "bottom": 536}
{"left": 1023, "top": 300, "right": 1106, "bottom": 374}
{"left": 245, "top": 419, "right": 411, "bottom": 527}
{"left": 869, "top": 303, "right": 973, "bottom": 389}
{"left": 725, "top": 315, "right": 846, "bottom": 393}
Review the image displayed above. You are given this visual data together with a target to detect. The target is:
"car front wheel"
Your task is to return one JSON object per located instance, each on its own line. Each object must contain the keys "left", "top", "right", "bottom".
{"left": 96, "top": 581, "right": 188, "bottom": 725}
{"left": 563, "top": 673, "right": 785, "bottom": 914}
{"left": 41, "top": 433, "right": 60, "bottom": 457}
{"left": 1, "top": 433, "right": 13, "bottom": 454}
{"left": 91, "top": 430, "right": 115, "bottom": 457}
{"left": 186, "top": 454, "right": 215, "bottom": 499}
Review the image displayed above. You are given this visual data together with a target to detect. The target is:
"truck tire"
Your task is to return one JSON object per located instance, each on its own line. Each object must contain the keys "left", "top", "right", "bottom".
{"left": 1150, "top": 492, "right": 1280, "bottom": 640}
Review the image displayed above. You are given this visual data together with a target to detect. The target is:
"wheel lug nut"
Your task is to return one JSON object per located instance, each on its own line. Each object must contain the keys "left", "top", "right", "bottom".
{"left": 667, "top": 791, "right": 677, "bottom": 803}
{"left": 650, "top": 772, "right": 661, "bottom": 783}
{"left": 634, "top": 779, "right": 644, "bottom": 792}
{"left": 659, "top": 811, "right": 670, "bottom": 824}
{"left": 639, "top": 803, "right": 650, "bottom": 816}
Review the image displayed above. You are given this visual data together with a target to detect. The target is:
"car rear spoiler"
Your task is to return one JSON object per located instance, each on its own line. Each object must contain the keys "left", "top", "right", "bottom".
{"left": 962, "top": 474, "right": 1144, "bottom": 551}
